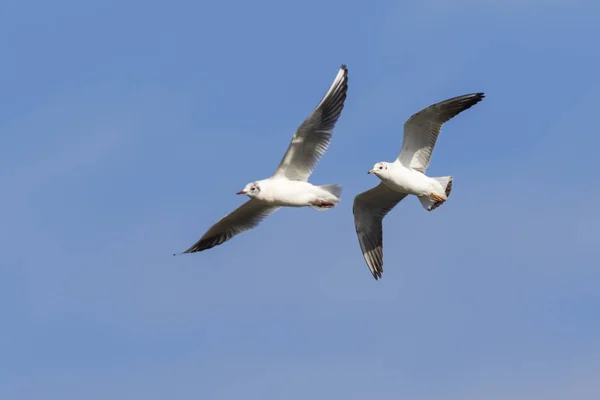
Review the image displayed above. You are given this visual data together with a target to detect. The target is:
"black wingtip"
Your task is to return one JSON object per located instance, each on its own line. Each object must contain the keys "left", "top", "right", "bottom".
{"left": 174, "top": 247, "right": 196, "bottom": 256}
{"left": 472, "top": 92, "right": 485, "bottom": 101}
{"left": 337, "top": 65, "right": 348, "bottom": 82}
{"left": 461, "top": 92, "right": 484, "bottom": 100}
{"left": 451, "top": 92, "right": 486, "bottom": 111}
{"left": 374, "top": 266, "right": 383, "bottom": 280}
{"left": 472, "top": 93, "right": 485, "bottom": 107}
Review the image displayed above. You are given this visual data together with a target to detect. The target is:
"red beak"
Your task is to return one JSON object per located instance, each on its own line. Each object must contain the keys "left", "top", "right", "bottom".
{"left": 236, "top": 190, "right": 246, "bottom": 195}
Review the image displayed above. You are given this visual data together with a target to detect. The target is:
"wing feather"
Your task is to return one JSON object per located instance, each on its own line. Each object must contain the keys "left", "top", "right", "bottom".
{"left": 352, "top": 183, "right": 408, "bottom": 280}
{"left": 273, "top": 65, "right": 349, "bottom": 181}
{"left": 181, "top": 199, "right": 279, "bottom": 253}
{"left": 398, "top": 93, "right": 485, "bottom": 172}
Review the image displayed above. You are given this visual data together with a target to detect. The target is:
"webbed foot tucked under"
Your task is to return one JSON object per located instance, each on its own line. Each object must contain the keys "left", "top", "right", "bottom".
{"left": 310, "top": 199, "right": 335, "bottom": 210}
{"left": 427, "top": 192, "right": 446, "bottom": 211}
{"left": 316, "top": 199, "right": 335, "bottom": 208}
{"left": 418, "top": 176, "right": 453, "bottom": 212}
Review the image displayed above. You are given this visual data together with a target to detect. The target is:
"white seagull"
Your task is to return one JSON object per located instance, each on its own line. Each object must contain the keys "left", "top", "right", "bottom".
{"left": 179, "top": 65, "right": 349, "bottom": 254}
{"left": 353, "top": 93, "right": 485, "bottom": 280}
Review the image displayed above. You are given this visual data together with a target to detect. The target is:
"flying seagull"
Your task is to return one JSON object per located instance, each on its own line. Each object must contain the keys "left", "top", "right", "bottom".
{"left": 178, "top": 65, "right": 349, "bottom": 255}
{"left": 353, "top": 92, "right": 485, "bottom": 280}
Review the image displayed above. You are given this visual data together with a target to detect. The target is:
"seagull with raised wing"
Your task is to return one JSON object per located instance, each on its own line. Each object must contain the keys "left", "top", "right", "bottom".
{"left": 178, "top": 65, "right": 349, "bottom": 254}
{"left": 353, "top": 93, "right": 485, "bottom": 280}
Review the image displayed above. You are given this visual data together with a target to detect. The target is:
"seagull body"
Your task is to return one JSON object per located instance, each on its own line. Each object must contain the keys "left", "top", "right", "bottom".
{"left": 179, "top": 65, "right": 348, "bottom": 254}
{"left": 353, "top": 93, "right": 485, "bottom": 280}
{"left": 374, "top": 163, "right": 445, "bottom": 198}
{"left": 239, "top": 178, "right": 342, "bottom": 209}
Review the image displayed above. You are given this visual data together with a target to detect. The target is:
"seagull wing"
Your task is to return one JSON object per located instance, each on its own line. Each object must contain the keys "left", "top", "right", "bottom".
{"left": 397, "top": 93, "right": 485, "bottom": 173}
{"left": 273, "top": 65, "right": 348, "bottom": 181}
{"left": 180, "top": 199, "right": 279, "bottom": 253}
{"left": 352, "top": 183, "right": 408, "bottom": 280}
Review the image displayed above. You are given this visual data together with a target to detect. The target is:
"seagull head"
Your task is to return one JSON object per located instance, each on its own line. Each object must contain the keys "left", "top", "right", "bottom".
{"left": 368, "top": 162, "right": 389, "bottom": 176}
{"left": 236, "top": 181, "right": 261, "bottom": 197}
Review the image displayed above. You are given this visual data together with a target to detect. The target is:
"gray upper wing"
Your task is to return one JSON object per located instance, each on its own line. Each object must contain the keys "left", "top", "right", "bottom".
{"left": 273, "top": 65, "right": 349, "bottom": 181}
{"left": 397, "top": 93, "right": 485, "bottom": 172}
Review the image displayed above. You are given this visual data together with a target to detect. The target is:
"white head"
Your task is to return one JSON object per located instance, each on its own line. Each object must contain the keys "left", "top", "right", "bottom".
{"left": 368, "top": 162, "right": 390, "bottom": 178}
{"left": 236, "top": 181, "right": 262, "bottom": 198}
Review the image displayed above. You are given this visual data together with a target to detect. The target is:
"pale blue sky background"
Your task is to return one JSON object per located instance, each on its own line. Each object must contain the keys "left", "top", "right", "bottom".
{"left": 1, "top": 0, "right": 600, "bottom": 398}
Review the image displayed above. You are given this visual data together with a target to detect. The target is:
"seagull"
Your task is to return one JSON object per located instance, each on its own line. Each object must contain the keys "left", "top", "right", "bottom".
{"left": 178, "top": 65, "right": 349, "bottom": 255}
{"left": 352, "top": 93, "right": 485, "bottom": 280}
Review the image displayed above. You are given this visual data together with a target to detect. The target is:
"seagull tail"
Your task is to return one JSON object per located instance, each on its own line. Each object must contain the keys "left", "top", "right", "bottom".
{"left": 418, "top": 176, "right": 453, "bottom": 211}
{"left": 310, "top": 184, "right": 342, "bottom": 211}
{"left": 319, "top": 184, "right": 342, "bottom": 200}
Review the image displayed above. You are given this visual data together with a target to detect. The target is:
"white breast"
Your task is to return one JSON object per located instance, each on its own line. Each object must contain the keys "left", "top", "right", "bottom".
{"left": 259, "top": 179, "right": 317, "bottom": 207}
{"left": 384, "top": 165, "right": 433, "bottom": 196}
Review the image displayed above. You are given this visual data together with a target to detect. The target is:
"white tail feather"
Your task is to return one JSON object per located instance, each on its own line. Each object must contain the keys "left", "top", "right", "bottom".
{"left": 319, "top": 184, "right": 342, "bottom": 199}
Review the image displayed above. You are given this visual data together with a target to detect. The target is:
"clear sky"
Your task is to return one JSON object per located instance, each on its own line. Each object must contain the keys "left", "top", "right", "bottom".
{"left": 1, "top": 0, "right": 599, "bottom": 398}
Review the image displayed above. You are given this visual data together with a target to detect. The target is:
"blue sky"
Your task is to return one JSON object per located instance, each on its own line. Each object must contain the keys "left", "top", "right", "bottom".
{"left": 1, "top": 0, "right": 600, "bottom": 398}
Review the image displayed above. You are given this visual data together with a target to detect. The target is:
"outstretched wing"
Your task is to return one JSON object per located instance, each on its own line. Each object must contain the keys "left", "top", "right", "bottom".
{"left": 273, "top": 65, "right": 349, "bottom": 181}
{"left": 352, "top": 183, "right": 408, "bottom": 280}
{"left": 397, "top": 93, "right": 485, "bottom": 172}
{"left": 180, "top": 199, "right": 279, "bottom": 253}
